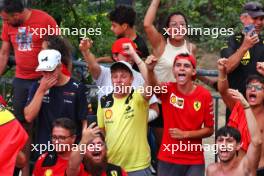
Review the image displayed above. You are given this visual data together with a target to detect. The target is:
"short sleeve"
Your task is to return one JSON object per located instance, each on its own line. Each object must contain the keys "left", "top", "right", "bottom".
{"left": 45, "top": 14, "right": 59, "bottom": 36}
{"left": 26, "top": 82, "right": 39, "bottom": 106}
{"left": 220, "top": 35, "right": 239, "bottom": 58}
{"left": 95, "top": 66, "right": 109, "bottom": 86}
{"left": 1, "top": 23, "right": 9, "bottom": 41}
{"left": 203, "top": 92, "right": 214, "bottom": 127}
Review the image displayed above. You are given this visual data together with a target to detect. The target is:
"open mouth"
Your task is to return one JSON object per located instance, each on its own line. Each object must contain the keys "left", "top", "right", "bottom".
{"left": 91, "top": 151, "right": 102, "bottom": 159}
{"left": 219, "top": 150, "right": 229, "bottom": 157}
{"left": 248, "top": 93, "right": 257, "bottom": 102}
{"left": 178, "top": 73, "right": 186, "bottom": 81}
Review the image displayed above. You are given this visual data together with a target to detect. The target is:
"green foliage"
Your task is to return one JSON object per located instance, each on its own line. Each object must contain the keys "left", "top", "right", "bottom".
{"left": 136, "top": 0, "right": 264, "bottom": 51}
{"left": 31, "top": 0, "right": 115, "bottom": 57}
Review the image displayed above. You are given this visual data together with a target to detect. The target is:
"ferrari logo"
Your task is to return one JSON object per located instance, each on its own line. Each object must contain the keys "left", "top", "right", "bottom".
{"left": 105, "top": 109, "right": 112, "bottom": 119}
{"left": 111, "top": 171, "right": 118, "bottom": 176}
{"left": 44, "top": 169, "right": 53, "bottom": 176}
{"left": 194, "top": 101, "right": 201, "bottom": 111}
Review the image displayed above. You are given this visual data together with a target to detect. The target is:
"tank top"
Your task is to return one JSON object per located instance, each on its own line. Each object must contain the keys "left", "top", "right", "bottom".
{"left": 154, "top": 39, "right": 191, "bottom": 82}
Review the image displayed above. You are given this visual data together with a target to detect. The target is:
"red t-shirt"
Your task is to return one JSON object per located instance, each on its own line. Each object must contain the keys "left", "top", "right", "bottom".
{"left": 1, "top": 9, "right": 58, "bottom": 79}
{"left": 157, "top": 82, "right": 214, "bottom": 165}
{"left": 228, "top": 101, "right": 250, "bottom": 152}
{"left": 33, "top": 153, "right": 71, "bottom": 176}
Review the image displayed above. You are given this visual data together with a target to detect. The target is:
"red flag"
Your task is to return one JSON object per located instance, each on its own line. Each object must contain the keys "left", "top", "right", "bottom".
{"left": 0, "top": 108, "right": 28, "bottom": 175}
{"left": 228, "top": 101, "right": 250, "bottom": 152}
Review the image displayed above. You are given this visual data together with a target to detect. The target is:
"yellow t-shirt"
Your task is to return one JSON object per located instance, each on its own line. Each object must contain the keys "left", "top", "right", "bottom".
{"left": 97, "top": 90, "right": 150, "bottom": 172}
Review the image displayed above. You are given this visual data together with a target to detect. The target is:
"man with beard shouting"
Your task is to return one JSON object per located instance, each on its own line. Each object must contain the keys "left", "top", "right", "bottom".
{"left": 66, "top": 122, "right": 127, "bottom": 176}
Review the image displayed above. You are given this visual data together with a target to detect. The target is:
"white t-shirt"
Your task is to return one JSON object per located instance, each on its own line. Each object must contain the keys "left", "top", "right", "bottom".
{"left": 95, "top": 65, "right": 158, "bottom": 104}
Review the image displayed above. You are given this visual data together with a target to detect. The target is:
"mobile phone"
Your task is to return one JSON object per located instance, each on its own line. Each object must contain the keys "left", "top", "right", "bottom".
{"left": 243, "top": 24, "right": 256, "bottom": 36}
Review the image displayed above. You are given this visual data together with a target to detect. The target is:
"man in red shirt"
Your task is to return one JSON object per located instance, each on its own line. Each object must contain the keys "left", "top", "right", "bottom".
{"left": 66, "top": 122, "right": 128, "bottom": 176}
{"left": 146, "top": 53, "right": 214, "bottom": 176}
{"left": 0, "top": 0, "right": 58, "bottom": 123}
{"left": 33, "top": 118, "right": 78, "bottom": 176}
{"left": 0, "top": 97, "right": 28, "bottom": 175}
{"left": 0, "top": 2, "right": 57, "bottom": 174}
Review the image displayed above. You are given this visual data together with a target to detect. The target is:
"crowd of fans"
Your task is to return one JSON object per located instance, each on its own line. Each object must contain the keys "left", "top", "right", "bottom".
{"left": 0, "top": 0, "right": 264, "bottom": 176}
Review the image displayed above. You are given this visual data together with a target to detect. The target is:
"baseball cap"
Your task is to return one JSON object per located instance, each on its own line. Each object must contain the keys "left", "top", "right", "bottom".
{"left": 111, "top": 37, "right": 140, "bottom": 61}
{"left": 36, "top": 49, "right": 61, "bottom": 72}
{"left": 243, "top": 2, "right": 264, "bottom": 18}
{"left": 173, "top": 53, "right": 197, "bottom": 69}
{"left": 173, "top": 53, "right": 197, "bottom": 80}
{"left": 110, "top": 61, "right": 134, "bottom": 76}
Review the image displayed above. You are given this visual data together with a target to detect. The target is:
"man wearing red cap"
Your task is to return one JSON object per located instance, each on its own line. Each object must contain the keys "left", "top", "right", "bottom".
{"left": 146, "top": 53, "right": 214, "bottom": 176}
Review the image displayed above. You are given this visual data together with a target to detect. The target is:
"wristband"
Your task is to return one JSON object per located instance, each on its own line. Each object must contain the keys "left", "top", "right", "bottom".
{"left": 148, "top": 109, "right": 158, "bottom": 122}
{"left": 243, "top": 105, "right": 250, "bottom": 109}
{"left": 218, "top": 77, "right": 227, "bottom": 81}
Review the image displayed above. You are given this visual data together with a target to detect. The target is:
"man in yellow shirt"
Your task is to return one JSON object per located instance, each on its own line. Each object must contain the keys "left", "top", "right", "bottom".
{"left": 97, "top": 60, "right": 152, "bottom": 176}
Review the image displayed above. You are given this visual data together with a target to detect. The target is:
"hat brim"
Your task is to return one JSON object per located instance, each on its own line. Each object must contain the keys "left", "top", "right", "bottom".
{"left": 110, "top": 62, "right": 133, "bottom": 76}
{"left": 35, "top": 64, "right": 57, "bottom": 72}
{"left": 248, "top": 11, "right": 264, "bottom": 18}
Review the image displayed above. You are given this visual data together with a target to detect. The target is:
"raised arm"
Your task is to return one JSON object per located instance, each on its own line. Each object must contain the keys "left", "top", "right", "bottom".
{"left": 226, "top": 32, "right": 259, "bottom": 73}
{"left": 122, "top": 43, "right": 147, "bottom": 80}
{"left": 0, "top": 41, "right": 11, "bottom": 75}
{"left": 217, "top": 58, "right": 236, "bottom": 110}
{"left": 66, "top": 122, "right": 100, "bottom": 176}
{"left": 79, "top": 38, "right": 101, "bottom": 80}
{"left": 138, "top": 55, "right": 161, "bottom": 100}
{"left": 228, "top": 89, "right": 262, "bottom": 172}
{"left": 143, "top": 0, "right": 165, "bottom": 57}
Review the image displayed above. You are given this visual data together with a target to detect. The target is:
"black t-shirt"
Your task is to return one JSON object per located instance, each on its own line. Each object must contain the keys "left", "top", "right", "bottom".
{"left": 220, "top": 33, "right": 264, "bottom": 94}
{"left": 27, "top": 78, "right": 88, "bottom": 147}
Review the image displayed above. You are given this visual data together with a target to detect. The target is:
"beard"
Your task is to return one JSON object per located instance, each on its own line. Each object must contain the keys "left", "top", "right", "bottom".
{"left": 83, "top": 156, "right": 107, "bottom": 176}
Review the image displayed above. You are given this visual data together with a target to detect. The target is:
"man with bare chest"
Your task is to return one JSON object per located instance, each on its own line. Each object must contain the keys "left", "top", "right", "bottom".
{"left": 207, "top": 59, "right": 264, "bottom": 176}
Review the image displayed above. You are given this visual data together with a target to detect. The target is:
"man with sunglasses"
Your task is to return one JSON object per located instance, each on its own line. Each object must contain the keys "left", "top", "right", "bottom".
{"left": 33, "top": 118, "right": 78, "bottom": 176}
{"left": 218, "top": 58, "right": 264, "bottom": 175}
